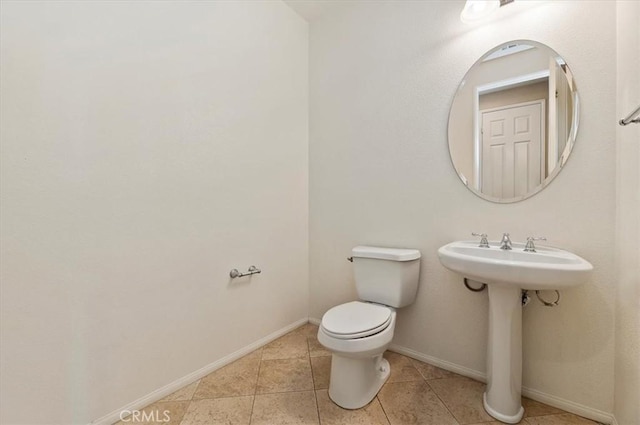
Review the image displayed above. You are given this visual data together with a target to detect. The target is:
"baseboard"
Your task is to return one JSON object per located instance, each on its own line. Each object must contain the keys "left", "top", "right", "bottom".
{"left": 521, "top": 386, "right": 615, "bottom": 425}
{"left": 90, "top": 317, "right": 309, "bottom": 425}
{"left": 388, "top": 343, "right": 615, "bottom": 425}
{"left": 308, "top": 317, "right": 321, "bottom": 326}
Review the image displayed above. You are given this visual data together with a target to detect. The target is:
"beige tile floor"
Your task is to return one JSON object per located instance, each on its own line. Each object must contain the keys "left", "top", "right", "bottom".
{"left": 116, "top": 323, "right": 600, "bottom": 425}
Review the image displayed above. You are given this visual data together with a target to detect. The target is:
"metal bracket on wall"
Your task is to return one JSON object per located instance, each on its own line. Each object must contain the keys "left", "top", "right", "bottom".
{"left": 535, "top": 290, "right": 560, "bottom": 307}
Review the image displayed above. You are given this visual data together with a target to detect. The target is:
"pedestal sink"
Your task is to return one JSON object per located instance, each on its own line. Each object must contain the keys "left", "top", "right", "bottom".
{"left": 437, "top": 240, "right": 593, "bottom": 423}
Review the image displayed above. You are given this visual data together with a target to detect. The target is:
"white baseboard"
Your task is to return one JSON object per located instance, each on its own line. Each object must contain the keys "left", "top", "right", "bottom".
{"left": 308, "top": 317, "right": 321, "bottom": 326}
{"left": 521, "top": 387, "right": 614, "bottom": 425}
{"left": 90, "top": 318, "right": 309, "bottom": 425}
{"left": 388, "top": 343, "right": 615, "bottom": 425}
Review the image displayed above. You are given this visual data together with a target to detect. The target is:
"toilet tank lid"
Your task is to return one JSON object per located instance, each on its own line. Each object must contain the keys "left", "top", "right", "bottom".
{"left": 352, "top": 246, "right": 421, "bottom": 261}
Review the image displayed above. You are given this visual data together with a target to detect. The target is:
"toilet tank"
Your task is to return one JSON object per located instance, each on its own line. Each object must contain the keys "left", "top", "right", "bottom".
{"left": 352, "top": 246, "right": 421, "bottom": 308}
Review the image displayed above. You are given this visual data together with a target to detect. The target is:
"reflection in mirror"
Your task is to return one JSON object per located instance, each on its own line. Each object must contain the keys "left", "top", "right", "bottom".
{"left": 448, "top": 40, "right": 579, "bottom": 203}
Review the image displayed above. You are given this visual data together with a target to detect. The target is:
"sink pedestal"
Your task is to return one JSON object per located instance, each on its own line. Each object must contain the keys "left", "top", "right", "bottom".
{"left": 484, "top": 285, "right": 524, "bottom": 423}
{"left": 438, "top": 240, "right": 594, "bottom": 424}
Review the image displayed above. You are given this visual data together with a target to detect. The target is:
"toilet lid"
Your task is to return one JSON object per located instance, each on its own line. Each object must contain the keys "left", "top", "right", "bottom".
{"left": 321, "top": 301, "right": 392, "bottom": 340}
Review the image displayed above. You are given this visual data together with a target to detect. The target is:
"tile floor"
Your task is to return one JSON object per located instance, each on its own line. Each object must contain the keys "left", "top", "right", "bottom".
{"left": 116, "top": 323, "right": 600, "bottom": 425}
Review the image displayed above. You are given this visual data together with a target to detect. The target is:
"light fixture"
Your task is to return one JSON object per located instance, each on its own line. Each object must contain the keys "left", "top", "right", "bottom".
{"left": 460, "top": 0, "right": 514, "bottom": 24}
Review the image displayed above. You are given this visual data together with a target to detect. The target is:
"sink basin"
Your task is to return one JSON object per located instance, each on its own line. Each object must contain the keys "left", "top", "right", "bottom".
{"left": 438, "top": 240, "right": 593, "bottom": 290}
{"left": 437, "top": 240, "right": 593, "bottom": 423}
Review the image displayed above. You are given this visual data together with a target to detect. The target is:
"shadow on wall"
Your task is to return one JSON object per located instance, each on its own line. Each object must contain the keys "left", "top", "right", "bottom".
{"left": 523, "top": 284, "right": 614, "bottom": 362}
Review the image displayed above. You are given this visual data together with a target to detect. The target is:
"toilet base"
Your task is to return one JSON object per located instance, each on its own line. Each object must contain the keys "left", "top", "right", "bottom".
{"left": 328, "top": 353, "right": 390, "bottom": 409}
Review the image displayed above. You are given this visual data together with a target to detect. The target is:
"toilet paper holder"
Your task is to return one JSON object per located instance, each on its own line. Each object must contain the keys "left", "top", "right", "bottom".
{"left": 230, "top": 265, "right": 261, "bottom": 279}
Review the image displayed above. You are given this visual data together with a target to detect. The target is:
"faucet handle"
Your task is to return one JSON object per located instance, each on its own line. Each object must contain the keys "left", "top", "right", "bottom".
{"left": 472, "top": 232, "right": 490, "bottom": 248}
{"left": 524, "top": 236, "right": 547, "bottom": 252}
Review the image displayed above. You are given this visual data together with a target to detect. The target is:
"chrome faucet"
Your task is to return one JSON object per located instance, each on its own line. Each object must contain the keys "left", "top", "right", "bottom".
{"left": 500, "top": 233, "right": 512, "bottom": 250}
{"left": 524, "top": 236, "right": 546, "bottom": 252}
{"left": 472, "top": 232, "right": 490, "bottom": 248}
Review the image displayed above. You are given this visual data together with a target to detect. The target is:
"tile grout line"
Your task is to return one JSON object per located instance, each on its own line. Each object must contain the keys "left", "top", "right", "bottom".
{"left": 306, "top": 336, "right": 322, "bottom": 425}
{"left": 156, "top": 382, "right": 199, "bottom": 425}
{"left": 423, "top": 372, "right": 463, "bottom": 425}
{"left": 375, "top": 395, "right": 392, "bottom": 425}
{"left": 177, "top": 398, "right": 192, "bottom": 425}
{"left": 305, "top": 326, "right": 322, "bottom": 425}
{"left": 247, "top": 348, "right": 264, "bottom": 425}
{"left": 411, "top": 360, "right": 464, "bottom": 424}
{"left": 310, "top": 352, "right": 322, "bottom": 424}
{"left": 313, "top": 390, "right": 323, "bottom": 425}
{"left": 308, "top": 335, "right": 319, "bottom": 390}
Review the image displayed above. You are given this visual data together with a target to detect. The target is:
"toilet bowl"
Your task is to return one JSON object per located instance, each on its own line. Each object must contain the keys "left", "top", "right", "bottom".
{"left": 318, "top": 301, "right": 397, "bottom": 409}
{"left": 317, "top": 245, "right": 421, "bottom": 410}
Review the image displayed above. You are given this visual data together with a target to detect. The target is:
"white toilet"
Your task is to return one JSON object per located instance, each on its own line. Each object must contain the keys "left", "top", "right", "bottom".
{"left": 317, "top": 245, "right": 421, "bottom": 409}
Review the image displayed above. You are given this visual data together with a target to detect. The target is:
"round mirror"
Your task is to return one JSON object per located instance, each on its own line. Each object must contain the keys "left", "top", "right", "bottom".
{"left": 447, "top": 40, "right": 579, "bottom": 203}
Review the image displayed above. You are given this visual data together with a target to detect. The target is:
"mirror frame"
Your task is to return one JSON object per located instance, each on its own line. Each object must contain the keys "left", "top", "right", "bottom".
{"left": 447, "top": 40, "right": 580, "bottom": 203}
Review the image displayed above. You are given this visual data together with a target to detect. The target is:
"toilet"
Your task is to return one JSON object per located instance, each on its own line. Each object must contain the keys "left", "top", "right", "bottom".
{"left": 317, "top": 245, "right": 421, "bottom": 409}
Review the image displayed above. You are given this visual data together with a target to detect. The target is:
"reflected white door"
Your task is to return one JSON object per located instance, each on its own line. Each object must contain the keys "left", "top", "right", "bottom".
{"left": 481, "top": 100, "right": 544, "bottom": 199}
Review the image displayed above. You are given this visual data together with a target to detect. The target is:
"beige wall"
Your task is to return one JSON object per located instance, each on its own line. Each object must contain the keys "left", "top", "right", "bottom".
{"left": 310, "top": 0, "right": 616, "bottom": 419}
{"left": 479, "top": 81, "right": 548, "bottom": 110}
{"left": 614, "top": 1, "right": 640, "bottom": 424}
{"left": 0, "top": 1, "right": 308, "bottom": 424}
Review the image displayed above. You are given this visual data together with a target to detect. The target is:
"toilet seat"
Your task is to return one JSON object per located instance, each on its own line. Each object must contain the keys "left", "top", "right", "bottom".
{"left": 321, "top": 301, "right": 392, "bottom": 340}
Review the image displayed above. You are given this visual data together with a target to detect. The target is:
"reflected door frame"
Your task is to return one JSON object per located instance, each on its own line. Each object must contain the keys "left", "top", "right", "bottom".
{"left": 473, "top": 69, "right": 549, "bottom": 190}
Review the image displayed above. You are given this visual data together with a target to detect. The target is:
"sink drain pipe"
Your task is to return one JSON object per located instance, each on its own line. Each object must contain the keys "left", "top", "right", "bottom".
{"left": 462, "top": 280, "right": 560, "bottom": 308}
{"left": 463, "top": 278, "right": 486, "bottom": 292}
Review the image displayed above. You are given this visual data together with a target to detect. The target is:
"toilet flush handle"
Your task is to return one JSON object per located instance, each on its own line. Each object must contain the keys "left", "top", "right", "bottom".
{"left": 347, "top": 257, "right": 353, "bottom": 262}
